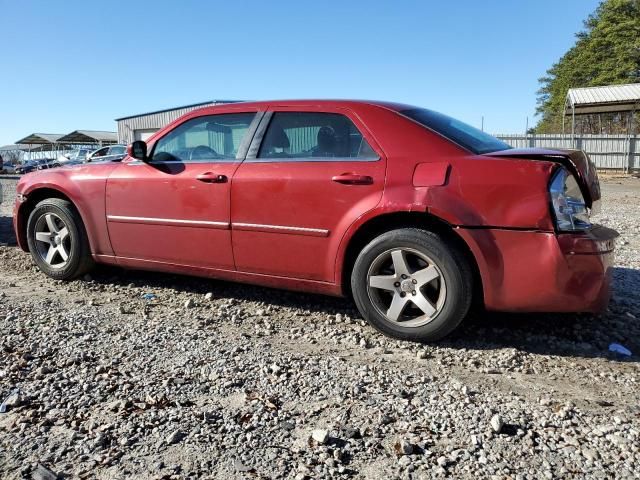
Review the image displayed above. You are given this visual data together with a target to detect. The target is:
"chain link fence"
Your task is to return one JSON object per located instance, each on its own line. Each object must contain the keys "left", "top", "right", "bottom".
{"left": 0, "top": 176, "right": 18, "bottom": 245}
{"left": 0, "top": 177, "right": 19, "bottom": 209}
{"left": 2, "top": 179, "right": 14, "bottom": 208}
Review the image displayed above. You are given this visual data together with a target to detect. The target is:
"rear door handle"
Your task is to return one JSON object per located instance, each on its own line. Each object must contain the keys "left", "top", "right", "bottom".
{"left": 331, "top": 173, "right": 374, "bottom": 185}
{"left": 197, "top": 172, "right": 227, "bottom": 183}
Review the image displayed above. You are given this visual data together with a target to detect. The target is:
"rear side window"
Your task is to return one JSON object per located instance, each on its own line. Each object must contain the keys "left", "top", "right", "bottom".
{"left": 258, "top": 112, "right": 378, "bottom": 160}
{"left": 152, "top": 112, "right": 256, "bottom": 162}
{"left": 110, "top": 146, "right": 126, "bottom": 155}
{"left": 400, "top": 108, "right": 511, "bottom": 155}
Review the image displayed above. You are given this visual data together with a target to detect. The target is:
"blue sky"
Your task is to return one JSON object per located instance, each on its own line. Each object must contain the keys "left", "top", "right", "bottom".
{"left": 0, "top": 0, "right": 601, "bottom": 146}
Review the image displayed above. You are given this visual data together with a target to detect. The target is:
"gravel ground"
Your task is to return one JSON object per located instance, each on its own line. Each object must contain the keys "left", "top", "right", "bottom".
{"left": 0, "top": 175, "right": 639, "bottom": 480}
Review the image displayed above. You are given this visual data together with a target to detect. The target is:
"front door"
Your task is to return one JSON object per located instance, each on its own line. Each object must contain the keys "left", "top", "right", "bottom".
{"left": 231, "top": 107, "right": 386, "bottom": 282}
{"left": 106, "top": 111, "right": 259, "bottom": 269}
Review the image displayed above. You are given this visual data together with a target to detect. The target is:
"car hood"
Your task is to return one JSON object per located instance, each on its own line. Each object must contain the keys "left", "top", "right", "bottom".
{"left": 484, "top": 148, "right": 600, "bottom": 208}
{"left": 18, "top": 161, "right": 121, "bottom": 193}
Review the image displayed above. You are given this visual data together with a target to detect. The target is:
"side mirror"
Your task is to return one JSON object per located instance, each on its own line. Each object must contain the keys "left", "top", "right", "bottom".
{"left": 129, "top": 141, "right": 148, "bottom": 162}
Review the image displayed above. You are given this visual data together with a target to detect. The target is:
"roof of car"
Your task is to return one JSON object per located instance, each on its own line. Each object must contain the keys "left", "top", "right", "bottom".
{"left": 190, "top": 99, "right": 416, "bottom": 112}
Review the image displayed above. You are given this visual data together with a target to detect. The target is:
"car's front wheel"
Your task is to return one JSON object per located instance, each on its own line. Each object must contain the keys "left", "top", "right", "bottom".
{"left": 351, "top": 228, "right": 473, "bottom": 342}
{"left": 26, "top": 198, "right": 94, "bottom": 280}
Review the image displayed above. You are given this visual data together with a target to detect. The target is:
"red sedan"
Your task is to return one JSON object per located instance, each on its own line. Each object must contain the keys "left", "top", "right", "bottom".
{"left": 13, "top": 100, "right": 618, "bottom": 341}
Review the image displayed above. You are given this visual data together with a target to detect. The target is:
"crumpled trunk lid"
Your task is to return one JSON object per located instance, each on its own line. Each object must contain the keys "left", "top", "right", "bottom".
{"left": 483, "top": 148, "right": 601, "bottom": 209}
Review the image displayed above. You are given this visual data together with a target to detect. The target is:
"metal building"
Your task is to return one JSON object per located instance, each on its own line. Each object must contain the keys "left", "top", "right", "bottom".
{"left": 115, "top": 100, "right": 242, "bottom": 144}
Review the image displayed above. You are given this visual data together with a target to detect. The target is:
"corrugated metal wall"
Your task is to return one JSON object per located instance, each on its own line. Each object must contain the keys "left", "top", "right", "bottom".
{"left": 117, "top": 102, "right": 219, "bottom": 144}
{"left": 496, "top": 134, "right": 639, "bottom": 171}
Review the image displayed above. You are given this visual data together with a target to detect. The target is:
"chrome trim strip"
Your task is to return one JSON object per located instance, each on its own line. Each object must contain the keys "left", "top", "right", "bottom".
{"left": 106, "top": 215, "right": 328, "bottom": 236}
{"left": 107, "top": 215, "right": 229, "bottom": 229}
{"left": 243, "top": 156, "right": 379, "bottom": 164}
{"left": 126, "top": 159, "right": 241, "bottom": 165}
{"left": 232, "top": 222, "right": 329, "bottom": 237}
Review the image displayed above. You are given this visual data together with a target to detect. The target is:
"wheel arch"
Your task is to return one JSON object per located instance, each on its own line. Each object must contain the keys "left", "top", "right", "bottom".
{"left": 339, "top": 211, "right": 484, "bottom": 308}
{"left": 17, "top": 187, "right": 88, "bottom": 252}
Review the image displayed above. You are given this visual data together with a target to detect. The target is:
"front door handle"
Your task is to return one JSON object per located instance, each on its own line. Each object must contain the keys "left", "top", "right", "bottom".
{"left": 197, "top": 172, "right": 227, "bottom": 183}
{"left": 331, "top": 173, "right": 374, "bottom": 185}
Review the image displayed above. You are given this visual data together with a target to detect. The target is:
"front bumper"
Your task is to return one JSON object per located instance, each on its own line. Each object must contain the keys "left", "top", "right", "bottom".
{"left": 457, "top": 225, "right": 618, "bottom": 313}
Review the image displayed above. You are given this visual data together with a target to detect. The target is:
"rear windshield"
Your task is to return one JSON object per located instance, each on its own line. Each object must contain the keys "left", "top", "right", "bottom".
{"left": 400, "top": 108, "right": 512, "bottom": 155}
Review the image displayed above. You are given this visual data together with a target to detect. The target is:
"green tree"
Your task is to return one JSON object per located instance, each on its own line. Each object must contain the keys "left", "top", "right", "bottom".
{"left": 535, "top": 0, "right": 640, "bottom": 133}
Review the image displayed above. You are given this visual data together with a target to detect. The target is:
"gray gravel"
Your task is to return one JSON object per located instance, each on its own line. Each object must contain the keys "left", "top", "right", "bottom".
{"left": 0, "top": 175, "right": 639, "bottom": 479}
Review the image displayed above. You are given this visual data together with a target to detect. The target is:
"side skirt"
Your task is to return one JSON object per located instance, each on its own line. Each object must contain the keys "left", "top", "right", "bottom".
{"left": 91, "top": 254, "right": 343, "bottom": 297}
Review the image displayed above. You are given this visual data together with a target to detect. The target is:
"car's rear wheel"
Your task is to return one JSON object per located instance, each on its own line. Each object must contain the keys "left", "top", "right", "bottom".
{"left": 351, "top": 228, "right": 473, "bottom": 342}
{"left": 26, "top": 198, "right": 94, "bottom": 280}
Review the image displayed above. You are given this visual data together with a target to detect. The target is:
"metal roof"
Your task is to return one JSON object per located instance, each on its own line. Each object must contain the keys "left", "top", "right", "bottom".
{"left": 115, "top": 100, "right": 243, "bottom": 121}
{"left": 14, "top": 133, "right": 65, "bottom": 144}
{"left": 0, "top": 144, "right": 36, "bottom": 151}
{"left": 566, "top": 83, "right": 640, "bottom": 114}
{"left": 56, "top": 130, "right": 118, "bottom": 144}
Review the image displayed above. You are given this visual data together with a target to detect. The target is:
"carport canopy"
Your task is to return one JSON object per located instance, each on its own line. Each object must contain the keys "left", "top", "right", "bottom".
{"left": 563, "top": 83, "right": 640, "bottom": 138}
{"left": 562, "top": 83, "right": 640, "bottom": 173}
{"left": 564, "top": 83, "right": 640, "bottom": 115}
{"left": 0, "top": 144, "right": 38, "bottom": 152}
{"left": 14, "top": 133, "right": 65, "bottom": 150}
{"left": 56, "top": 130, "right": 118, "bottom": 145}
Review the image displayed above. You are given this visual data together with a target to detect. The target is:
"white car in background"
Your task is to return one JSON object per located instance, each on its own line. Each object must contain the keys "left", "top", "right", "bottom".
{"left": 56, "top": 148, "right": 94, "bottom": 165}
{"left": 86, "top": 144, "right": 127, "bottom": 163}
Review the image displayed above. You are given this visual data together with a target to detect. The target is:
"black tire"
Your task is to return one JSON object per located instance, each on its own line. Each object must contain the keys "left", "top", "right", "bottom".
{"left": 26, "top": 198, "right": 94, "bottom": 280}
{"left": 351, "top": 228, "right": 473, "bottom": 342}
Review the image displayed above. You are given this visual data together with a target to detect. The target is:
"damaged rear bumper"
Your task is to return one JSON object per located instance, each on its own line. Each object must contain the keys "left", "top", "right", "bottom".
{"left": 456, "top": 225, "right": 618, "bottom": 313}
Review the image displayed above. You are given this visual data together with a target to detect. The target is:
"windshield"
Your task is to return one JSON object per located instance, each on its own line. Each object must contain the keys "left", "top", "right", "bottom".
{"left": 400, "top": 108, "right": 512, "bottom": 155}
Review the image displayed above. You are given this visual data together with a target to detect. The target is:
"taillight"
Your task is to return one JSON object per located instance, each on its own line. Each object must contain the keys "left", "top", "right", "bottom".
{"left": 549, "top": 167, "right": 591, "bottom": 231}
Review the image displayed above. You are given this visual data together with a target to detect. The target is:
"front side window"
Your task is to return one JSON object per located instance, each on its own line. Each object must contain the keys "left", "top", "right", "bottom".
{"left": 400, "top": 108, "right": 512, "bottom": 155}
{"left": 92, "top": 147, "right": 109, "bottom": 158}
{"left": 258, "top": 112, "right": 378, "bottom": 160}
{"left": 152, "top": 112, "right": 256, "bottom": 162}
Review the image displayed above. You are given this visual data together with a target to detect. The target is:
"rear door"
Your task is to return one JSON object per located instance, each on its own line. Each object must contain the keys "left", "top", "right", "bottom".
{"left": 231, "top": 107, "right": 386, "bottom": 282}
{"left": 106, "top": 111, "right": 260, "bottom": 269}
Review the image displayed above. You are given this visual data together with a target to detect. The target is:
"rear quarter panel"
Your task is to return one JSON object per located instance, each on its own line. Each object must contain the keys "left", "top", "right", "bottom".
{"left": 345, "top": 105, "right": 556, "bottom": 229}
{"left": 334, "top": 106, "right": 557, "bottom": 289}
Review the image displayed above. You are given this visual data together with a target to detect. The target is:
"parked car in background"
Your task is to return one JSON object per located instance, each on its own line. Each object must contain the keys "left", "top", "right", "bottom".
{"left": 17, "top": 159, "right": 53, "bottom": 174}
{"left": 57, "top": 148, "right": 93, "bottom": 165}
{"left": 1, "top": 163, "right": 17, "bottom": 174}
{"left": 15, "top": 162, "right": 35, "bottom": 174}
{"left": 12, "top": 100, "right": 618, "bottom": 342}
{"left": 63, "top": 160, "right": 85, "bottom": 167}
{"left": 86, "top": 144, "right": 127, "bottom": 163}
{"left": 37, "top": 161, "right": 62, "bottom": 170}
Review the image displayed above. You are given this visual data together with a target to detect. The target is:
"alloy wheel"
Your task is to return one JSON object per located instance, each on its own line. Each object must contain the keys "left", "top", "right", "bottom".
{"left": 366, "top": 248, "right": 447, "bottom": 327}
{"left": 33, "top": 213, "right": 72, "bottom": 269}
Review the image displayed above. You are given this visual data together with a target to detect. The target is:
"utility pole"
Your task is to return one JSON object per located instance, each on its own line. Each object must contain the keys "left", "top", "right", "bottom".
{"left": 481, "top": 116, "right": 484, "bottom": 132}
